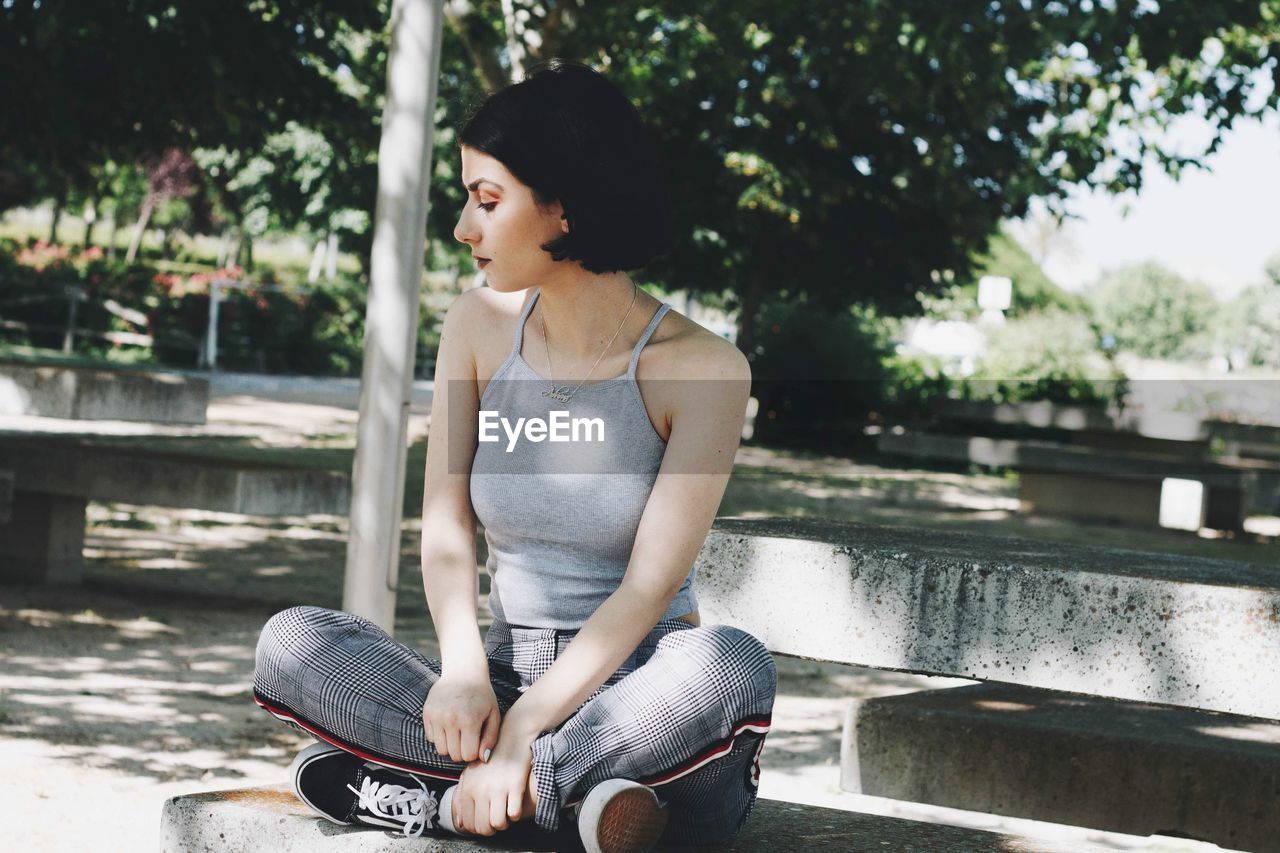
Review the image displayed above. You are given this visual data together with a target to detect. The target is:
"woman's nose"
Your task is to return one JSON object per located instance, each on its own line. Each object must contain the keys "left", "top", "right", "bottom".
{"left": 453, "top": 208, "right": 477, "bottom": 245}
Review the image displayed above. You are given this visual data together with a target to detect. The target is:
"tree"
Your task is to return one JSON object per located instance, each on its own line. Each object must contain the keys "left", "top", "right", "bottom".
{"left": 1217, "top": 253, "right": 1280, "bottom": 369}
{"left": 124, "top": 149, "right": 204, "bottom": 263}
{"left": 427, "top": 1, "right": 1280, "bottom": 360}
{"left": 0, "top": 1, "right": 384, "bottom": 211}
{"left": 1087, "top": 262, "right": 1219, "bottom": 361}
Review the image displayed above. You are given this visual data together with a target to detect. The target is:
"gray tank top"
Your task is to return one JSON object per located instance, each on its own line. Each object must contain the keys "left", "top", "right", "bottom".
{"left": 469, "top": 286, "right": 699, "bottom": 629}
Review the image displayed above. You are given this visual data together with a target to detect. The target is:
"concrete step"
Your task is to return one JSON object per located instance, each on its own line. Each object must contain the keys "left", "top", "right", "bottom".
{"left": 0, "top": 360, "right": 210, "bottom": 423}
{"left": 0, "top": 435, "right": 351, "bottom": 515}
{"left": 696, "top": 517, "right": 1280, "bottom": 720}
{"left": 840, "top": 683, "right": 1280, "bottom": 852}
{"left": 159, "top": 784, "right": 1088, "bottom": 852}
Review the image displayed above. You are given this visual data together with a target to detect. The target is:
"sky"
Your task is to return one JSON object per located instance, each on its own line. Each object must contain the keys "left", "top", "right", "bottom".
{"left": 1007, "top": 109, "right": 1280, "bottom": 301}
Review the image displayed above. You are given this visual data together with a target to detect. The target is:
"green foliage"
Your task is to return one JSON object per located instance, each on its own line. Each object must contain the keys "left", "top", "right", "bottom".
{"left": 748, "top": 297, "right": 900, "bottom": 449}
{"left": 1216, "top": 260, "right": 1280, "bottom": 368}
{"left": 0, "top": 1, "right": 386, "bottom": 210}
{"left": 879, "top": 350, "right": 954, "bottom": 418}
{"left": 970, "top": 231, "right": 1085, "bottom": 316}
{"left": 969, "top": 309, "right": 1122, "bottom": 405}
{"left": 1086, "top": 262, "right": 1218, "bottom": 361}
{"left": 7, "top": 2, "right": 1279, "bottom": 365}
{"left": 555, "top": 1, "right": 1280, "bottom": 340}
{"left": 0, "top": 243, "right": 439, "bottom": 376}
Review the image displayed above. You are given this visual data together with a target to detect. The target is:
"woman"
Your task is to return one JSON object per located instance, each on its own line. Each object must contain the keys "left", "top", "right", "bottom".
{"left": 253, "top": 59, "right": 777, "bottom": 852}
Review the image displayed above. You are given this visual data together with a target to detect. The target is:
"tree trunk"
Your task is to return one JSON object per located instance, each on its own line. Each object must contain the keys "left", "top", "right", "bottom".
{"left": 125, "top": 196, "right": 155, "bottom": 264}
{"left": 106, "top": 215, "right": 118, "bottom": 260}
{"left": 735, "top": 268, "right": 766, "bottom": 359}
{"left": 217, "top": 229, "right": 232, "bottom": 268}
{"left": 48, "top": 194, "right": 63, "bottom": 244}
{"left": 443, "top": 0, "right": 510, "bottom": 91}
{"left": 81, "top": 197, "right": 100, "bottom": 252}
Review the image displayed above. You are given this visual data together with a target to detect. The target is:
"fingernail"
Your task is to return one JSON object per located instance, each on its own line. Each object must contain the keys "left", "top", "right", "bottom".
{"left": 482, "top": 748, "right": 491, "bottom": 762}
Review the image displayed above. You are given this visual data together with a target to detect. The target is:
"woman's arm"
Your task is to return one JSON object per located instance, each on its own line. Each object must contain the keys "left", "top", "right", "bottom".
{"left": 421, "top": 289, "right": 487, "bottom": 675}
{"left": 499, "top": 343, "right": 752, "bottom": 744}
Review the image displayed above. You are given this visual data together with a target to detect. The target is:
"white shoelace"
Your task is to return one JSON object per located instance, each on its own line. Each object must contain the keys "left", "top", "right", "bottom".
{"left": 347, "top": 773, "right": 439, "bottom": 838}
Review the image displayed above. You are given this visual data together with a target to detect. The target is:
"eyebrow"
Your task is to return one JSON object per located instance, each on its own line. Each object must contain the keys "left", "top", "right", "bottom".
{"left": 464, "top": 178, "right": 504, "bottom": 192}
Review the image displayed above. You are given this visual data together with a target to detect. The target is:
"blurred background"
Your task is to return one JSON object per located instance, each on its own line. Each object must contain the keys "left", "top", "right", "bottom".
{"left": 1, "top": 1, "right": 1277, "bottom": 435}
{"left": 3, "top": 4, "right": 1280, "bottom": 851}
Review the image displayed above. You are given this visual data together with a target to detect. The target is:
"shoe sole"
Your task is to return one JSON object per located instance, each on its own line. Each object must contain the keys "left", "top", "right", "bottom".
{"left": 590, "top": 786, "right": 669, "bottom": 853}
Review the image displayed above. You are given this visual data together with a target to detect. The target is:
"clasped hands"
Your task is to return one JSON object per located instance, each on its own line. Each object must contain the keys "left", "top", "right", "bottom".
{"left": 422, "top": 671, "right": 539, "bottom": 836}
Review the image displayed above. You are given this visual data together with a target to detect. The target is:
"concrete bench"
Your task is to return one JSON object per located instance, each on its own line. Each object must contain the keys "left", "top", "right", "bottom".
{"left": 921, "top": 399, "right": 1280, "bottom": 517}
{"left": 160, "top": 785, "right": 1083, "bottom": 851}
{"left": 162, "top": 517, "right": 1278, "bottom": 850}
{"left": 930, "top": 398, "right": 1210, "bottom": 459}
{"left": 1209, "top": 419, "right": 1280, "bottom": 461}
{"left": 842, "top": 683, "right": 1279, "bottom": 852}
{"left": 0, "top": 467, "right": 11, "bottom": 523}
{"left": 877, "top": 429, "right": 1263, "bottom": 530}
{"left": 694, "top": 518, "right": 1280, "bottom": 850}
{"left": 0, "top": 435, "right": 350, "bottom": 584}
{"left": 0, "top": 360, "right": 210, "bottom": 423}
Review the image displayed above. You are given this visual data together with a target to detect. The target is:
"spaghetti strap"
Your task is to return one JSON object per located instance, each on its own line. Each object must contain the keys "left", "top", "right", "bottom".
{"left": 627, "top": 302, "right": 671, "bottom": 377}
{"left": 508, "top": 287, "right": 541, "bottom": 359}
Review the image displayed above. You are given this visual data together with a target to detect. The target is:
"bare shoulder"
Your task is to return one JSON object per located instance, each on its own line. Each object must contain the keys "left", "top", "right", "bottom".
{"left": 647, "top": 307, "right": 750, "bottom": 382}
{"left": 444, "top": 286, "right": 532, "bottom": 376}
{"left": 448, "top": 284, "right": 528, "bottom": 329}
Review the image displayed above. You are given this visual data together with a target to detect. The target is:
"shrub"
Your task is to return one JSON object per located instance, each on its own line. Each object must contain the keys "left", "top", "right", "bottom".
{"left": 1087, "top": 262, "right": 1217, "bottom": 361}
{"left": 1216, "top": 282, "right": 1280, "bottom": 369}
{"left": 968, "top": 309, "right": 1123, "bottom": 404}
{"left": 748, "top": 297, "right": 919, "bottom": 450}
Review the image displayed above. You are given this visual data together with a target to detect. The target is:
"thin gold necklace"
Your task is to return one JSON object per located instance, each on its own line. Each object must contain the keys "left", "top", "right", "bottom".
{"left": 539, "top": 280, "right": 639, "bottom": 404}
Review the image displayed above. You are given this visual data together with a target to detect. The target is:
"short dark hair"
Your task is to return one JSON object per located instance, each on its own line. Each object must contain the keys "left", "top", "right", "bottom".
{"left": 458, "top": 59, "right": 674, "bottom": 273}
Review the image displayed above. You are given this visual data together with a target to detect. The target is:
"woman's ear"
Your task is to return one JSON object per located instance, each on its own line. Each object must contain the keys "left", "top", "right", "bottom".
{"left": 560, "top": 214, "right": 570, "bottom": 234}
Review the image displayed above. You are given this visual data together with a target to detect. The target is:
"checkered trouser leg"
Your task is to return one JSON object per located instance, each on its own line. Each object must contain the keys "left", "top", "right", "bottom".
{"left": 252, "top": 605, "right": 777, "bottom": 844}
{"left": 527, "top": 622, "right": 776, "bottom": 843}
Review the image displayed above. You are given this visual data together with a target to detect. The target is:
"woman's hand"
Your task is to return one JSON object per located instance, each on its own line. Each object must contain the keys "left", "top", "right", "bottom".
{"left": 452, "top": 725, "right": 537, "bottom": 836}
{"left": 422, "top": 671, "right": 501, "bottom": 763}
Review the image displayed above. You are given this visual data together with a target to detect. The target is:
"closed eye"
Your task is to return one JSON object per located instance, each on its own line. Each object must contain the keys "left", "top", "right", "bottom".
{"left": 476, "top": 201, "right": 496, "bottom": 212}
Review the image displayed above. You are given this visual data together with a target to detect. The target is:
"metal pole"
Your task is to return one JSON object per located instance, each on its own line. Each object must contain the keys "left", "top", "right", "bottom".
{"left": 343, "top": 0, "right": 444, "bottom": 632}
{"left": 205, "top": 281, "right": 222, "bottom": 370}
{"left": 62, "top": 284, "right": 80, "bottom": 354}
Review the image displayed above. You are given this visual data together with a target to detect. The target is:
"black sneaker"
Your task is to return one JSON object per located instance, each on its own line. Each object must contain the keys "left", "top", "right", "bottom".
{"left": 289, "top": 742, "right": 455, "bottom": 838}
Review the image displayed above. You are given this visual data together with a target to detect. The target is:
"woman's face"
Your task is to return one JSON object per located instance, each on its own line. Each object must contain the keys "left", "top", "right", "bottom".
{"left": 453, "top": 145, "right": 569, "bottom": 292}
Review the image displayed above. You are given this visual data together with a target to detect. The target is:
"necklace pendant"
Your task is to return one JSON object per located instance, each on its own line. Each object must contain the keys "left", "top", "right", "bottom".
{"left": 542, "top": 385, "right": 574, "bottom": 403}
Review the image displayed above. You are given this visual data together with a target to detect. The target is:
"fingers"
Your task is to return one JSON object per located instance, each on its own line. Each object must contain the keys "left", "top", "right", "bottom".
{"left": 460, "top": 725, "right": 480, "bottom": 763}
{"left": 507, "top": 778, "right": 526, "bottom": 822}
{"left": 479, "top": 705, "right": 501, "bottom": 761}
{"left": 453, "top": 785, "right": 472, "bottom": 834}
{"left": 490, "top": 792, "right": 510, "bottom": 833}
{"left": 468, "top": 793, "right": 497, "bottom": 836}
{"left": 446, "top": 727, "right": 463, "bottom": 763}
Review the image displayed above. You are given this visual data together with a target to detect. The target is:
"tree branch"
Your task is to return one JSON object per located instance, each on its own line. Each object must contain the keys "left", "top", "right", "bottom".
{"left": 444, "top": 0, "right": 509, "bottom": 91}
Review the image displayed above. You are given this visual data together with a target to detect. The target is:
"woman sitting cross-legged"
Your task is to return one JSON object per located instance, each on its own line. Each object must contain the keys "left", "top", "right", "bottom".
{"left": 253, "top": 59, "right": 777, "bottom": 853}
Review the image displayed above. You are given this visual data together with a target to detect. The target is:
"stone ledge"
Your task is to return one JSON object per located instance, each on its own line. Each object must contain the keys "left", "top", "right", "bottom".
{"left": 159, "top": 785, "right": 1085, "bottom": 852}
{"left": 694, "top": 517, "right": 1280, "bottom": 719}
{"left": 0, "top": 361, "right": 209, "bottom": 423}
{"left": 840, "top": 683, "right": 1280, "bottom": 852}
{"left": 0, "top": 436, "right": 350, "bottom": 515}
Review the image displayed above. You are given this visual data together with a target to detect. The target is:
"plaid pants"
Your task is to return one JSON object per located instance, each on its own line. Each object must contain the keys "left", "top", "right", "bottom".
{"left": 252, "top": 605, "right": 777, "bottom": 844}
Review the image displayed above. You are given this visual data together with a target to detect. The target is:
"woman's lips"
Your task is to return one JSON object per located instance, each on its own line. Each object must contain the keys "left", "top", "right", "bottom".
{"left": 477, "top": 258, "right": 490, "bottom": 269}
